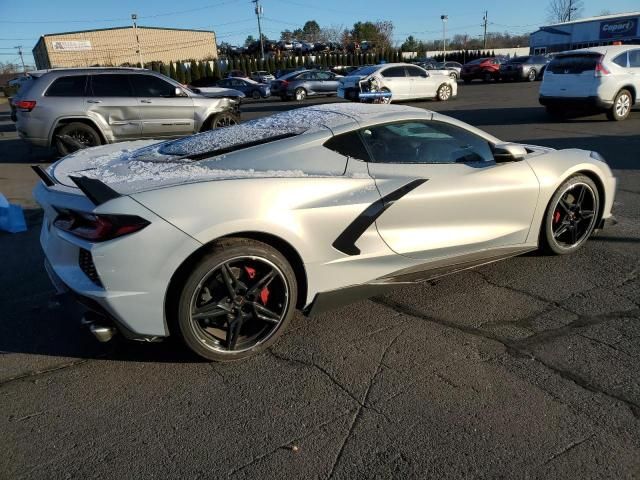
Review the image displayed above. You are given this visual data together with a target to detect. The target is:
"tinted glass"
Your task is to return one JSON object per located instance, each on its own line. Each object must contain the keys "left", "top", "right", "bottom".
{"left": 548, "top": 54, "right": 600, "bottom": 74}
{"left": 90, "top": 74, "right": 133, "bottom": 96}
{"left": 324, "top": 131, "right": 370, "bottom": 161}
{"left": 46, "top": 75, "right": 87, "bottom": 96}
{"left": 613, "top": 52, "right": 628, "bottom": 67}
{"left": 316, "top": 71, "right": 332, "bottom": 80}
{"left": 629, "top": 50, "right": 640, "bottom": 68}
{"left": 298, "top": 72, "right": 313, "bottom": 80}
{"left": 351, "top": 66, "right": 379, "bottom": 76}
{"left": 360, "top": 121, "right": 492, "bottom": 164}
{"left": 406, "top": 66, "right": 427, "bottom": 77}
{"left": 130, "top": 75, "right": 175, "bottom": 97}
{"left": 381, "top": 67, "right": 406, "bottom": 78}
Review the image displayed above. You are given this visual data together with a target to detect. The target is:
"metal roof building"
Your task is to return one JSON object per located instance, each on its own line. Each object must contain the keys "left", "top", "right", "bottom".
{"left": 530, "top": 11, "right": 640, "bottom": 55}
{"left": 32, "top": 26, "right": 218, "bottom": 69}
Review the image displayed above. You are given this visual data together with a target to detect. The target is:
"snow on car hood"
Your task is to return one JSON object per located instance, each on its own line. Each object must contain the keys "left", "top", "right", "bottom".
{"left": 48, "top": 106, "right": 366, "bottom": 194}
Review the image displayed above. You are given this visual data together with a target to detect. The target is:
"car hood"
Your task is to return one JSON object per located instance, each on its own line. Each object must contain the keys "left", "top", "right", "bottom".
{"left": 194, "top": 87, "right": 245, "bottom": 98}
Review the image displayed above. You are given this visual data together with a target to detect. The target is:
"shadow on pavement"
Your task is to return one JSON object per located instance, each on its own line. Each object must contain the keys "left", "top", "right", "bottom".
{"left": 0, "top": 209, "right": 200, "bottom": 364}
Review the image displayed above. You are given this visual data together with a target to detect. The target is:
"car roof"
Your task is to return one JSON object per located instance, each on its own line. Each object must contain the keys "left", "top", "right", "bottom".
{"left": 559, "top": 45, "right": 638, "bottom": 56}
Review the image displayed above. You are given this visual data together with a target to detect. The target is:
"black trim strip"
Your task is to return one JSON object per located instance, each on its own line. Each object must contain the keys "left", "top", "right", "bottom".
{"left": 31, "top": 165, "right": 56, "bottom": 187}
{"left": 69, "top": 176, "right": 121, "bottom": 206}
{"left": 332, "top": 179, "right": 427, "bottom": 255}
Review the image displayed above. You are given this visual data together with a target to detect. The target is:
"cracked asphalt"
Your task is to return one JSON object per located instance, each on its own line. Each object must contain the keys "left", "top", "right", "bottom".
{"left": 1, "top": 82, "right": 639, "bottom": 479}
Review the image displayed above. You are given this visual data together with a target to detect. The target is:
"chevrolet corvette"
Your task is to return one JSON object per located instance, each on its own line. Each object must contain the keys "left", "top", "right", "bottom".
{"left": 33, "top": 103, "right": 616, "bottom": 361}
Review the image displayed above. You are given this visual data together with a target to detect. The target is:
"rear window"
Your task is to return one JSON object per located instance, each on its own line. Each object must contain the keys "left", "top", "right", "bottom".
{"left": 45, "top": 75, "right": 87, "bottom": 96}
{"left": 548, "top": 54, "right": 601, "bottom": 74}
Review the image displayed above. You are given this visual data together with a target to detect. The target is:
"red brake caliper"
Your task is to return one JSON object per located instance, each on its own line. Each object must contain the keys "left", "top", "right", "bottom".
{"left": 553, "top": 210, "right": 561, "bottom": 224}
{"left": 245, "top": 267, "right": 270, "bottom": 305}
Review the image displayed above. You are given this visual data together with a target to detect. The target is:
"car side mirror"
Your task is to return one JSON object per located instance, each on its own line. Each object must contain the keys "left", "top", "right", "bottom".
{"left": 493, "top": 143, "right": 527, "bottom": 162}
{"left": 174, "top": 87, "right": 186, "bottom": 97}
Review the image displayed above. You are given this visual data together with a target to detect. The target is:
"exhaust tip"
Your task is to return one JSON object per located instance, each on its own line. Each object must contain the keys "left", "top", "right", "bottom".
{"left": 82, "top": 312, "right": 116, "bottom": 342}
{"left": 88, "top": 323, "right": 116, "bottom": 343}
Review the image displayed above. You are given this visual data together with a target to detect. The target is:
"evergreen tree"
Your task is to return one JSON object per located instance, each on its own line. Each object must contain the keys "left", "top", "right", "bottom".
{"left": 279, "top": 56, "right": 287, "bottom": 71}
{"left": 176, "top": 63, "right": 185, "bottom": 83}
{"left": 169, "top": 61, "right": 177, "bottom": 80}
{"left": 205, "top": 61, "right": 213, "bottom": 79}
{"left": 199, "top": 61, "right": 206, "bottom": 80}
{"left": 161, "top": 63, "right": 170, "bottom": 77}
{"left": 212, "top": 61, "right": 221, "bottom": 81}
{"left": 184, "top": 64, "right": 192, "bottom": 84}
{"left": 190, "top": 60, "right": 200, "bottom": 82}
{"left": 269, "top": 56, "right": 276, "bottom": 73}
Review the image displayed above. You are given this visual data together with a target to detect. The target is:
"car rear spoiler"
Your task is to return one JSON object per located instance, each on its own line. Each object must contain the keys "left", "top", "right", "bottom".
{"left": 31, "top": 165, "right": 120, "bottom": 206}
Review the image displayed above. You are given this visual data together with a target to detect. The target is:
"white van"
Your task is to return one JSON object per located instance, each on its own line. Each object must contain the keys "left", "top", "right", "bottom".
{"left": 539, "top": 45, "right": 640, "bottom": 121}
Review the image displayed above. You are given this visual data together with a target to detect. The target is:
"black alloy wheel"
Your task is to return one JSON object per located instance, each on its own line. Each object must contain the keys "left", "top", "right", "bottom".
{"left": 55, "top": 122, "right": 102, "bottom": 156}
{"left": 541, "top": 175, "right": 599, "bottom": 255}
{"left": 176, "top": 239, "right": 297, "bottom": 361}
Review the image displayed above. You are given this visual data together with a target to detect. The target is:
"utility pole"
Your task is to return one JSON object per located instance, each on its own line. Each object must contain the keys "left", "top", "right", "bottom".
{"left": 131, "top": 13, "right": 144, "bottom": 68}
{"left": 252, "top": 0, "right": 265, "bottom": 61}
{"left": 482, "top": 11, "right": 488, "bottom": 49}
{"left": 15, "top": 46, "right": 26, "bottom": 73}
{"left": 441, "top": 15, "right": 448, "bottom": 61}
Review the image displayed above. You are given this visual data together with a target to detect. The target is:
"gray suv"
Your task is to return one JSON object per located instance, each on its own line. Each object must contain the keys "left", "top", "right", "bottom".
{"left": 14, "top": 68, "right": 240, "bottom": 156}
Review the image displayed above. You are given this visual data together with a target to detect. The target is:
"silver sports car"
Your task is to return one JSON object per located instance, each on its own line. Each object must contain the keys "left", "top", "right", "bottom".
{"left": 34, "top": 103, "right": 616, "bottom": 361}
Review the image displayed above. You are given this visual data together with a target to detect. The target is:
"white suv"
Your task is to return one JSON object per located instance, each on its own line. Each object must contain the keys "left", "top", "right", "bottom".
{"left": 539, "top": 45, "right": 640, "bottom": 121}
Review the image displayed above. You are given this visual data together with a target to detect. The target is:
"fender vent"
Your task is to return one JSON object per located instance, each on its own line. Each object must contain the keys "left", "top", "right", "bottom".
{"left": 79, "top": 249, "right": 103, "bottom": 287}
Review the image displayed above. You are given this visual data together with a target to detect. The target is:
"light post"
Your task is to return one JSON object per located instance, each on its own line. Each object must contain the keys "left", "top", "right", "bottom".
{"left": 131, "top": 13, "right": 144, "bottom": 68}
{"left": 252, "top": 0, "right": 265, "bottom": 61}
{"left": 441, "top": 15, "right": 448, "bottom": 62}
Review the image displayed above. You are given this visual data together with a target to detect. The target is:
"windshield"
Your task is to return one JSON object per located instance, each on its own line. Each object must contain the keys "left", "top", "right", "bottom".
{"left": 466, "top": 58, "right": 487, "bottom": 65}
{"left": 350, "top": 65, "right": 380, "bottom": 76}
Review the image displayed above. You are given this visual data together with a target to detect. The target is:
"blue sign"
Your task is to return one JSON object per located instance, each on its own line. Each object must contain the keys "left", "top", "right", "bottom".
{"left": 600, "top": 18, "right": 638, "bottom": 39}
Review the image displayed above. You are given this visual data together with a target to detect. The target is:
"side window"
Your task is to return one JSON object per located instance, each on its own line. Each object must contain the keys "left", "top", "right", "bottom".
{"left": 316, "top": 71, "right": 331, "bottom": 80}
{"left": 613, "top": 52, "right": 628, "bottom": 68}
{"left": 218, "top": 79, "right": 230, "bottom": 87}
{"left": 381, "top": 67, "right": 406, "bottom": 78}
{"left": 360, "top": 121, "right": 493, "bottom": 164}
{"left": 298, "top": 72, "right": 313, "bottom": 80}
{"left": 130, "top": 75, "right": 175, "bottom": 97}
{"left": 89, "top": 74, "right": 133, "bottom": 97}
{"left": 629, "top": 50, "right": 640, "bottom": 68}
{"left": 45, "top": 75, "right": 87, "bottom": 96}
{"left": 406, "top": 66, "right": 427, "bottom": 78}
{"left": 323, "top": 131, "right": 370, "bottom": 161}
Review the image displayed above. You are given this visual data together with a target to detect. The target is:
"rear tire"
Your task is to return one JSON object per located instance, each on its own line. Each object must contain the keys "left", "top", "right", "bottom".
{"left": 527, "top": 69, "right": 537, "bottom": 82}
{"left": 606, "top": 89, "right": 632, "bottom": 121}
{"left": 251, "top": 90, "right": 261, "bottom": 99}
{"left": 175, "top": 238, "right": 297, "bottom": 362}
{"left": 54, "top": 122, "right": 102, "bottom": 156}
{"left": 539, "top": 175, "right": 599, "bottom": 255}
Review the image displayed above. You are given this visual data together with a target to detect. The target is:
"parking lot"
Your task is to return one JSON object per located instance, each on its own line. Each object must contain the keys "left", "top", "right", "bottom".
{"left": 1, "top": 81, "right": 639, "bottom": 479}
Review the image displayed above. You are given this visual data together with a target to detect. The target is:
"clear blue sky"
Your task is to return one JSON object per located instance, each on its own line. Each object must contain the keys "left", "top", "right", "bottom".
{"left": 1, "top": 0, "right": 638, "bottom": 67}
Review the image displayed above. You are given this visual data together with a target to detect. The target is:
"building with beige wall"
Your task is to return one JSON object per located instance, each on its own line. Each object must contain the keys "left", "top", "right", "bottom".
{"left": 32, "top": 26, "right": 218, "bottom": 69}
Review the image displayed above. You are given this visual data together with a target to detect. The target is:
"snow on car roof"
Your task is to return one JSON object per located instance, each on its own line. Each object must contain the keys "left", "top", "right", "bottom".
{"left": 156, "top": 103, "right": 423, "bottom": 157}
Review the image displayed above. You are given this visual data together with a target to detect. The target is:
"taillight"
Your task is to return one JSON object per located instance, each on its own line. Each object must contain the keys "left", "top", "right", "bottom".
{"left": 281, "top": 80, "right": 289, "bottom": 87}
{"left": 54, "top": 210, "right": 149, "bottom": 242}
{"left": 595, "top": 57, "right": 610, "bottom": 77}
{"left": 14, "top": 100, "right": 37, "bottom": 111}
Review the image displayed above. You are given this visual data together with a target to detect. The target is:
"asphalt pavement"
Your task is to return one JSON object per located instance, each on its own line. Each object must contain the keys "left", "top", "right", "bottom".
{"left": 1, "top": 82, "right": 639, "bottom": 479}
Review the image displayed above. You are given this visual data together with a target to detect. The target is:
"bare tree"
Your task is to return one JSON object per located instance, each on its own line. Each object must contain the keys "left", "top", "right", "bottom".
{"left": 318, "top": 24, "right": 344, "bottom": 43}
{"left": 547, "top": 0, "right": 584, "bottom": 23}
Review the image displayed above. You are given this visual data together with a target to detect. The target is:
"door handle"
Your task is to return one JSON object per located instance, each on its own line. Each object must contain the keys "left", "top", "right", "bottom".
{"left": 86, "top": 100, "right": 102, "bottom": 104}
{"left": 140, "top": 99, "right": 152, "bottom": 103}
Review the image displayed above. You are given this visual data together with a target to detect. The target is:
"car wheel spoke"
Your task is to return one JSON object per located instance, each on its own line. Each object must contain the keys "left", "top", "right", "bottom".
{"left": 251, "top": 302, "right": 281, "bottom": 324}
{"left": 581, "top": 209, "right": 594, "bottom": 219}
{"left": 192, "top": 301, "right": 231, "bottom": 320}
{"left": 226, "top": 310, "right": 244, "bottom": 350}
{"left": 220, "top": 263, "right": 237, "bottom": 297}
{"left": 247, "top": 269, "right": 275, "bottom": 295}
{"left": 570, "top": 225, "right": 578, "bottom": 244}
{"left": 554, "top": 223, "right": 569, "bottom": 239}
{"left": 558, "top": 198, "right": 572, "bottom": 212}
{"left": 576, "top": 185, "right": 586, "bottom": 207}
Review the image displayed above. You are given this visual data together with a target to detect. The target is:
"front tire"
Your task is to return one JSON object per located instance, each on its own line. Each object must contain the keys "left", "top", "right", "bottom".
{"left": 55, "top": 122, "right": 102, "bottom": 156}
{"left": 606, "top": 89, "right": 632, "bottom": 121}
{"left": 540, "top": 175, "right": 599, "bottom": 255}
{"left": 294, "top": 88, "right": 307, "bottom": 101}
{"left": 209, "top": 111, "right": 240, "bottom": 129}
{"left": 251, "top": 90, "right": 261, "bottom": 99}
{"left": 527, "top": 69, "right": 537, "bottom": 82}
{"left": 175, "top": 238, "right": 297, "bottom": 361}
{"left": 437, "top": 83, "right": 452, "bottom": 101}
